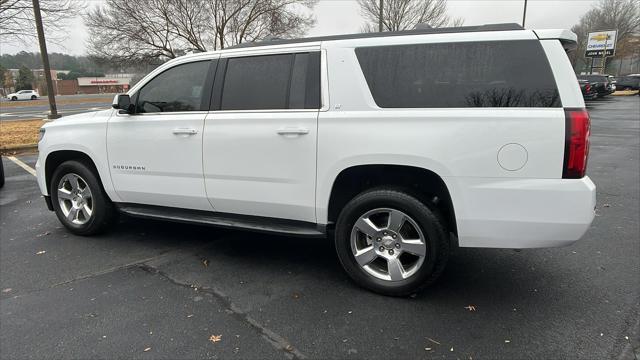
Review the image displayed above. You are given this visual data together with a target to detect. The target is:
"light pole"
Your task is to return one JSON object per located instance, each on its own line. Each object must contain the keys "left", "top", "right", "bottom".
{"left": 379, "top": 0, "right": 383, "bottom": 32}
{"left": 32, "top": 0, "right": 60, "bottom": 119}
{"left": 522, "top": 0, "right": 528, "bottom": 28}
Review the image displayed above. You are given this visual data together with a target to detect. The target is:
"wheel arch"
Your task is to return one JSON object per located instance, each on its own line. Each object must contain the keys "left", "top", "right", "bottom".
{"left": 45, "top": 150, "right": 105, "bottom": 197}
{"left": 326, "top": 164, "right": 458, "bottom": 237}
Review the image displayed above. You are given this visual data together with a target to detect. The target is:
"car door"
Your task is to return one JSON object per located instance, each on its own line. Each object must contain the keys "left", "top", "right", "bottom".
{"left": 107, "top": 58, "right": 217, "bottom": 211}
{"left": 203, "top": 49, "right": 322, "bottom": 222}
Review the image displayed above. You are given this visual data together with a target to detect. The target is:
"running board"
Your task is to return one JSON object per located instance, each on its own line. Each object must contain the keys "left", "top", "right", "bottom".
{"left": 115, "top": 203, "right": 325, "bottom": 238}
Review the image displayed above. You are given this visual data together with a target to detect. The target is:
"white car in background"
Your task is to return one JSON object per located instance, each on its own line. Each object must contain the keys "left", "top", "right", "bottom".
{"left": 7, "top": 90, "right": 39, "bottom": 101}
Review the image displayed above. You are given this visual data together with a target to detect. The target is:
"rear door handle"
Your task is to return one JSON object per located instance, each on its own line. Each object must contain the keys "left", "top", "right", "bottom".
{"left": 172, "top": 128, "right": 198, "bottom": 135}
{"left": 277, "top": 127, "right": 309, "bottom": 136}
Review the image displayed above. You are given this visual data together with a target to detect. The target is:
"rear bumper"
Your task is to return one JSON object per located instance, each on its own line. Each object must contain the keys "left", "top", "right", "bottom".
{"left": 447, "top": 176, "right": 596, "bottom": 248}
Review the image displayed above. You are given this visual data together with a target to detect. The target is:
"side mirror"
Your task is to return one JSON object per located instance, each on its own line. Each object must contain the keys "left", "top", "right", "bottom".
{"left": 112, "top": 94, "right": 133, "bottom": 114}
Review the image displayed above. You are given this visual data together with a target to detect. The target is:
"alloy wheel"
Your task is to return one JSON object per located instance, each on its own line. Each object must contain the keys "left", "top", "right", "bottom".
{"left": 57, "top": 173, "right": 93, "bottom": 225}
{"left": 350, "top": 208, "right": 427, "bottom": 281}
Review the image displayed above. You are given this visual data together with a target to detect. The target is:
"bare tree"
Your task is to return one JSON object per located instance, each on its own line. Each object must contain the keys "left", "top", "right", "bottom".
{"left": 85, "top": 0, "right": 317, "bottom": 65}
{"left": 358, "top": 0, "right": 463, "bottom": 32}
{"left": 570, "top": 0, "right": 640, "bottom": 70}
{"left": 209, "top": 0, "right": 316, "bottom": 49}
{"left": 0, "top": 0, "right": 82, "bottom": 45}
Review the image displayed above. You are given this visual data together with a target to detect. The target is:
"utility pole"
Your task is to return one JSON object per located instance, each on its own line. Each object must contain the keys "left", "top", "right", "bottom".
{"left": 32, "top": 0, "right": 60, "bottom": 119}
{"left": 522, "top": 0, "right": 528, "bottom": 28}
{"left": 601, "top": 36, "right": 608, "bottom": 74}
{"left": 379, "top": 0, "right": 383, "bottom": 32}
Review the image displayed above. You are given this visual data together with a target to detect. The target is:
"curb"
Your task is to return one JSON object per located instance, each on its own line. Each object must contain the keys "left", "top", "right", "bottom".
{"left": 0, "top": 144, "right": 38, "bottom": 155}
{"left": 612, "top": 90, "right": 639, "bottom": 96}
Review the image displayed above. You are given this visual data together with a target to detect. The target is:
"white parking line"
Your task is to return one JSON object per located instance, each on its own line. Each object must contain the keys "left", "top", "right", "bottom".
{"left": 7, "top": 156, "right": 36, "bottom": 177}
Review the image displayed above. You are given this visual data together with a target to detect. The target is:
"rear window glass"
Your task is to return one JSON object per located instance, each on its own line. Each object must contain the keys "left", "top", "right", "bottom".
{"left": 356, "top": 40, "right": 561, "bottom": 108}
{"left": 220, "top": 52, "right": 321, "bottom": 110}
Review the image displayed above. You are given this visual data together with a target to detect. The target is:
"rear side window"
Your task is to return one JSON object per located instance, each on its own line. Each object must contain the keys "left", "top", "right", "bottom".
{"left": 220, "top": 52, "right": 320, "bottom": 110}
{"left": 356, "top": 40, "right": 560, "bottom": 108}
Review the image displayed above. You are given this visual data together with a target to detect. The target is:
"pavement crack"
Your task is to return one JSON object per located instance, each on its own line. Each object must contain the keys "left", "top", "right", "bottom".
{"left": 138, "top": 263, "right": 306, "bottom": 360}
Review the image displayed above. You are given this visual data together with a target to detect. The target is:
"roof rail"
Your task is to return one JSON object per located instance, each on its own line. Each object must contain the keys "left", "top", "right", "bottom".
{"left": 226, "top": 23, "right": 524, "bottom": 50}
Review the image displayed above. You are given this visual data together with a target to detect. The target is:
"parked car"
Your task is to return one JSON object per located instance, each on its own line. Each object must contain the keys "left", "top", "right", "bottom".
{"left": 577, "top": 75, "right": 613, "bottom": 97}
{"left": 6, "top": 90, "right": 39, "bottom": 101}
{"left": 615, "top": 74, "right": 640, "bottom": 90}
{"left": 35, "top": 24, "right": 595, "bottom": 296}
{"left": 578, "top": 79, "right": 598, "bottom": 100}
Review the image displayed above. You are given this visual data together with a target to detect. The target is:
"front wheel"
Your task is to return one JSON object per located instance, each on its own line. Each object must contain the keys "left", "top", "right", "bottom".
{"left": 335, "top": 188, "right": 449, "bottom": 296}
{"left": 10, "top": 96, "right": 17, "bottom": 101}
{"left": 50, "top": 160, "right": 115, "bottom": 235}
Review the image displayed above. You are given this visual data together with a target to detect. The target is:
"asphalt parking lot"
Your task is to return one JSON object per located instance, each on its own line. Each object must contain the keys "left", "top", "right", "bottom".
{"left": 1, "top": 96, "right": 638, "bottom": 359}
{"left": 0, "top": 94, "right": 112, "bottom": 121}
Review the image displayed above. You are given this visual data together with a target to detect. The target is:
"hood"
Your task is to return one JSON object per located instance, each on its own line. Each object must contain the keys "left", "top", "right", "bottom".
{"left": 44, "top": 109, "right": 114, "bottom": 127}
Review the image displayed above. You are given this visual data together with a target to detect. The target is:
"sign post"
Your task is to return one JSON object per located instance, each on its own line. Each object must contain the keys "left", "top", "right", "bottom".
{"left": 585, "top": 30, "right": 617, "bottom": 74}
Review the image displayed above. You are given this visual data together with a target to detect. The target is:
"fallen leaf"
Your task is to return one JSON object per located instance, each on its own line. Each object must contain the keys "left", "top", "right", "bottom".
{"left": 285, "top": 345, "right": 294, "bottom": 352}
{"left": 36, "top": 231, "right": 51, "bottom": 237}
{"left": 464, "top": 305, "right": 477, "bottom": 311}
{"left": 36, "top": 250, "right": 46, "bottom": 255}
{"left": 209, "top": 335, "right": 222, "bottom": 343}
{"left": 187, "top": 314, "right": 194, "bottom": 318}
{"left": 202, "top": 259, "right": 209, "bottom": 267}
{"left": 425, "top": 347, "right": 432, "bottom": 351}
{"left": 292, "top": 292, "right": 300, "bottom": 299}
{"left": 450, "top": 347, "right": 454, "bottom": 352}
{"left": 143, "top": 347, "right": 151, "bottom": 352}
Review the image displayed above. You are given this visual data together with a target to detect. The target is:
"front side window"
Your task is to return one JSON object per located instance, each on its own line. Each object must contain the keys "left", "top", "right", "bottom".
{"left": 220, "top": 52, "right": 320, "bottom": 110}
{"left": 356, "top": 40, "right": 561, "bottom": 108}
{"left": 136, "top": 61, "right": 210, "bottom": 113}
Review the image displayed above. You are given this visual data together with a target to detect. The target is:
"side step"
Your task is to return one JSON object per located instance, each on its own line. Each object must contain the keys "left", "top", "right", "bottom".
{"left": 115, "top": 203, "right": 326, "bottom": 238}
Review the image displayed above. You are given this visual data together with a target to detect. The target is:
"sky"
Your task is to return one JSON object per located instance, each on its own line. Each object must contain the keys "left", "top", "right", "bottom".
{"left": 0, "top": 0, "right": 599, "bottom": 55}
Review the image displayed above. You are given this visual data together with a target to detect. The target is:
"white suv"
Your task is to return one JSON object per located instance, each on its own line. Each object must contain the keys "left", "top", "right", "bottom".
{"left": 7, "top": 89, "right": 39, "bottom": 101}
{"left": 36, "top": 24, "right": 595, "bottom": 296}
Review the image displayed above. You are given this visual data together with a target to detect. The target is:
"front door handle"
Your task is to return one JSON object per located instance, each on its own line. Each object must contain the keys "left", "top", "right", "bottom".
{"left": 172, "top": 128, "right": 198, "bottom": 135}
{"left": 276, "top": 127, "right": 309, "bottom": 136}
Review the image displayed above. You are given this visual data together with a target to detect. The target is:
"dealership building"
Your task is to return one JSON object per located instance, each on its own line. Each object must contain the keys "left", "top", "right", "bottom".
{"left": 75, "top": 76, "right": 131, "bottom": 94}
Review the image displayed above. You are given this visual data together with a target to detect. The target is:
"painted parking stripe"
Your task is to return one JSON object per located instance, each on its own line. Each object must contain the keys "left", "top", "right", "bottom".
{"left": 7, "top": 156, "right": 36, "bottom": 177}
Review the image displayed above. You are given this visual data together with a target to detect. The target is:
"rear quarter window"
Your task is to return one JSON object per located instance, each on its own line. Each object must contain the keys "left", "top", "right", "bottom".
{"left": 356, "top": 40, "right": 561, "bottom": 108}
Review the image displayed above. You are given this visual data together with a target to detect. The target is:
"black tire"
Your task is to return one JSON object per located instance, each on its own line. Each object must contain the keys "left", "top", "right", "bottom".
{"left": 335, "top": 188, "right": 449, "bottom": 296}
{"left": 11, "top": 96, "right": 17, "bottom": 101}
{"left": 50, "top": 160, "right": 115, "bottom": 235}
{"left": 30, "top": 95, "right": 37, "bottom": 100}
{"left": 0, "top": 158, "right": 4, "bottom": 188}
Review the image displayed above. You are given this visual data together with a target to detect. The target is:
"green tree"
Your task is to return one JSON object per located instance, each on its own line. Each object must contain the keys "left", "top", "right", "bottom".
{"left": 15, "top": 66, "right": 35, "bottom": 91}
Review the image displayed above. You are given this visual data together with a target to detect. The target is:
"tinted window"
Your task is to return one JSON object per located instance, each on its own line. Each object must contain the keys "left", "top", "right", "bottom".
{"left": 136, "top": 61, "right": 210, "bottom": 113}
{"left": 222, "top": 54, "right": 292, "bottom": 110}
{"left": 220, "top": 52, "right": 320, "bottom": 110}
{"left": 356, "top": 40, "right": 560, "bottom": 108}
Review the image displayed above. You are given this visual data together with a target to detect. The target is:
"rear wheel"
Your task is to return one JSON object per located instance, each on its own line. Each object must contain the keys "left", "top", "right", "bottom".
{"left": 30, "top": 95, "right": 37, "bottom": 100}
{"left": 50, "top": 160, "right": 115, "bottom": 235}
{"left": 335, "top": 188, "right": 449, "bottom": 296}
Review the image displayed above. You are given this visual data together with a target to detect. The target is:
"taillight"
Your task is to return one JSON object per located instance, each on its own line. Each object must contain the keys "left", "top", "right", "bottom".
{"left": 563, "top": 108, "right": 591, "bottom": 179}
{"left": 586, "top": 84, "right": 591, "bottom": 92}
